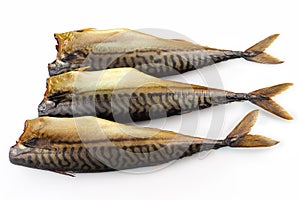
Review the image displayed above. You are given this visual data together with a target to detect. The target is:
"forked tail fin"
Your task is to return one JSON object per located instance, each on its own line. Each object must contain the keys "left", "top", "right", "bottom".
{"left": 242, "top": 34, "right": 283, "bottom": 64}
{"left": 249, "top": 83, "right": 293, "bottom": 120}
{"left": 224, "top": 110, "right": 278, "bottom": 148}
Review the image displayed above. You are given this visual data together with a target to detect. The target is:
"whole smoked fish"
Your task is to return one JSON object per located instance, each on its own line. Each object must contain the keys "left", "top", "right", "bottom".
{"left": 38, "top": 68, "right": 292, "bottom": 122}
{"left": 10, "top": 110, "right": 278, "bottom": 175}
{"left": 48, "top": 28, "right": 282, "bottom": 77}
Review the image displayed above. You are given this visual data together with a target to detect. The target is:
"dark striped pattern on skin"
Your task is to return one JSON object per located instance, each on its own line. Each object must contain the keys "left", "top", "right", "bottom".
{"left": 39, "top": 89, "right": 244, "bottom": 122}
{"left": 10, "top": 140, "right": 223, "bottom": 173}
{"left": 49, "top": 49, "right": 242, "bottom": 77}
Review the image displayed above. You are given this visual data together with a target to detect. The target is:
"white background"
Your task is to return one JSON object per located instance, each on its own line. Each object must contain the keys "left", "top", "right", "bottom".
{"left": 1, "top": 0, "right": 299, "bottom": 199}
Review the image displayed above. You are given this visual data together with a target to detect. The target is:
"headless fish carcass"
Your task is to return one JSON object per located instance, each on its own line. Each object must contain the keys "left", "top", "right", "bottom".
{"left": 38, "top": 68, "right": 293, "bottom": 122}
{"left": 48, "top": 28, "right": 283, "bottom": 77}
{"left": 9, "top": 110, "right": 278, "bottom": 175}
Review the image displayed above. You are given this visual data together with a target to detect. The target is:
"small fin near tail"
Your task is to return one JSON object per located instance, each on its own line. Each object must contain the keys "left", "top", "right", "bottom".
{"left": 243, "top": 34, "right": 283, "bottom": 64}
{"left": 225, "top": 110, "right": 279, "bottom": 148}
{"left": 51, "top": 170, "right": 76, "bottom": 177}
{"left": 249, "top": 83, "right": 293, "bottom": 120}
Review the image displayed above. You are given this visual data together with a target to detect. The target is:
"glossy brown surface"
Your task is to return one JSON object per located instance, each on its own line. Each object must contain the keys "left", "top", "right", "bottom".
{"left": 48, "top": 29, "right": 283, "bottom": 77}
{"left": 39, "top": 68, "right": 292, "bottom": 121}
{"left": 9, "top": 111, "right": 278, "bottom": 174}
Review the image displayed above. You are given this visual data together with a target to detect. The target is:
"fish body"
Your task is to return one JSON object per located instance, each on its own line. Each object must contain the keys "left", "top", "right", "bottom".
{"left": 39, "top": 68, "right": 292, "bottom": 122}
{"left": 48, "top": 29, "right": 282, "bottom": 77}
{"left": 9, "top": 110, "right": 278, "bottom": 174}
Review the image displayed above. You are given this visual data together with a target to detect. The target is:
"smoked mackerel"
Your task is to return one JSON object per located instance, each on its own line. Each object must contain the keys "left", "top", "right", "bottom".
{"left": 49, "top": 28, "right": 283, "bottom": 77}
{"left": 39, "top": 68, "right": 293, "bottom": 122}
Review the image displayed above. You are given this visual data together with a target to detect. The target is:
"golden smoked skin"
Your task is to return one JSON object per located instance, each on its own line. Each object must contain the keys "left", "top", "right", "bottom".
{"left": 55, "top": 28, "right": 130, "bottom": 59}
{"left": 45, "top": 68, "right": 207, "bottom": 96}
{"left": 9, "top": 111, "right": 278, "bottom": 175}
{"left": 48, "top": 29, "right": 283, "bottom": 77}
{"left": 39, "top": 68, "right": 292, "bottom": 121}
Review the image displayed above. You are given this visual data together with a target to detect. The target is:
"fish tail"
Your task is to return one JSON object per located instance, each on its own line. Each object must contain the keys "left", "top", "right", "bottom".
{"left": 224, "top": 110, "right": 278, "bottom": 148}
{"left": 248, "top": 83, "right": 293, "bottom": 120}
{"left": 242, "top": 34, "right": 283, "bottom": 64}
